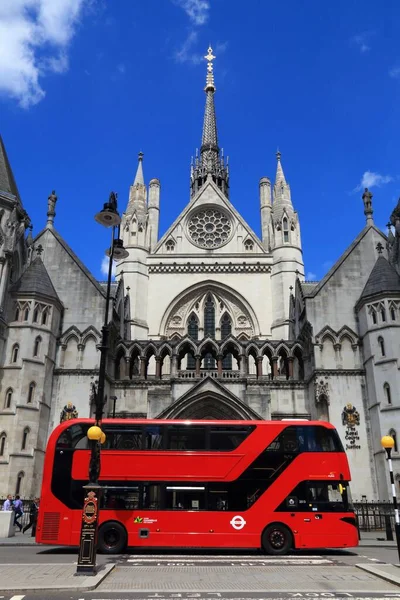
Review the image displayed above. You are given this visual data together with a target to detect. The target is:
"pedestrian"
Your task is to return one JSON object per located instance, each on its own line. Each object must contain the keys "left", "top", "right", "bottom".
{"left": 2, "top": 494, "right": 13, "bottom": 511}
{"left": 23, "top": 498, "right": 39, "bottom": 536}
{"left": 13, "top": 495, "right": 23, "bottom": 531}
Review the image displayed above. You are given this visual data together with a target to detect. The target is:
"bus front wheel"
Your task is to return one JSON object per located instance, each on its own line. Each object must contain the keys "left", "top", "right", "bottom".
{"left": 98, "top": 521, "right": 127, "bottom": 554}
{"left": 262, "top": 523, "right": 293, "bottom": 555}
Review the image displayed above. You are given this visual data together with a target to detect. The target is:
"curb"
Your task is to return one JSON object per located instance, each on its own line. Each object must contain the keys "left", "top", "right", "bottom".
{"left": 356, "top": 563, "right": 400, "bottom": 587}
{"left": 0, "top": 563, "right": 115, "bottom": 593}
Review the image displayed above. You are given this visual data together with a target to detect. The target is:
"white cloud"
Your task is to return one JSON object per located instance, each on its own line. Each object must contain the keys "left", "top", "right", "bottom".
{"left": 173, "top": 0, "right": 210, "bottom": 25}
{"left": 0, "top": 0, "right": 87, "bottom": 109}
{"left": 101, "top": 256, "right": 116, "bottom": 278}
{"left": 175, "top": 30, "right": 203, "bottom": 64}
{"left": 306, "top": 272, "right": 317, "bottom": 281}
{"left": 352, "top": 32, "right": 371, "bottom": 53}
{"left": 354, "top": 171, "right": 393, "bottom": 192}
{"left": 389, "top": 66, "right": 400, "bottom": 79}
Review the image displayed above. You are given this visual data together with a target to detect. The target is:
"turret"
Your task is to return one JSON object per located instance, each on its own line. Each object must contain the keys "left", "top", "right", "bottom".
{"left": 259, "top": 177, "right": 272, "bottom": 251}
{"left": 270, "top": 151, "right": 304, "bottom": 338}
{"left": 148, "top": 178, "right": 160, "bottom": 252}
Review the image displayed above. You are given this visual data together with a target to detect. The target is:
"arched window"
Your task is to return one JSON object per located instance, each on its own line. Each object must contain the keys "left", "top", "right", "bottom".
{"left": 33, "top": 336, "right": 41, "bottom": 357}
{"left": 187, "top": 314, "right": 199, "bottom": 370}
{"left": 391, "top": 307, "right": 396, "bottom": 321}
{"left": 4, "top": 388, "right": 13, "bottom": 409}
{"left": 371, "top": 309, "right": 377, "bottom": 325}
{"left": 283, "top": 217, "right": 289, "bottom": 243}
{"left": 221, "top": 313, "right": 232, "bottom": 370}
{"left": 11, "top": 344, "right": 19, "bottom": 363}
{"left": 21, "top": 427, "right": 30, "bottom": 451}
{"left": 33, "top": 307, "right": 39, "bottom": 323}
{"left": 166, "top": 240, "right": 175, "bottom": 252}
{"left": 384, "top": 382, "right": 392, "bottom": 405}
{"left": 378, "top": 336, "right": 385, "bottom": 357}
{"left": 15, "top": 306, "right": 20, "bottom": 321}
{"left": 381, "top": 307, "right": 386, "bottom": 322}
{"left": 24, "top": 307, "right": 29, "bottom": 321}
{"left": 244, "top": 239, "right": 254, "bottom": 251}
{"left": 389, "top": 430, "right": 398, "bottom": 453}
{"left": 41, "top": 308, "right": 48, "bottom": 325}
{"left": 15, "top": 471, "right": 24, "bottom": 496}
{"left": 0, "top": 432, "right": 6, "bottom": 456}
{"left": 27, "top": 382, "right": 35, "bottom": 404}
{"left": 204, "top": 294, "right": 215, "bottom": 369}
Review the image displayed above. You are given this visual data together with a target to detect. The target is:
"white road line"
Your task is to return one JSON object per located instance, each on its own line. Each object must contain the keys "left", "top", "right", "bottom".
{"left": 125, "top": 554, "right": 326, "bottom": 559}
{"left": 9, "top": 595, "right": 26, "bottom": 600}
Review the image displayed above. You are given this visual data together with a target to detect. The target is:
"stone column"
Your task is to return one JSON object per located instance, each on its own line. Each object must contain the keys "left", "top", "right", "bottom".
{"left": 140, "top": 357, "right": 146, "bottom": 378}
{"left": 195, "top": 355, "right": 201, "bottom": 377}
{"left": 271, "top": 357, "right": 279, "bottom": 379}
{"left": 256, "top": 356, "right": 263, "bottom": 378}
{"left": 217, "top": 355, "right": 223, "bottom": 376}
{"left": 0, "top": 257, "right": 10, "bottom": 311}
{"left": 287, "top": 357, "right": 294, "bottom": 379}
{"left": 171, "top": 354, "right": 178, "bottom": 377}
{"left": 155, "top": 357, "right": 162, "bottom": 379}
{"left": 239, "top": 353, "right": 247, "bottom": 376}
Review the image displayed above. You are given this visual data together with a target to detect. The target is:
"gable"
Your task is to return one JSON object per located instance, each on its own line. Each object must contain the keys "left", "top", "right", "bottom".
{"left": 154, "top": 179, "right": 265, "bottom": 256}
{"left": 33, "top": 227, "right": 106, "bottom": 331}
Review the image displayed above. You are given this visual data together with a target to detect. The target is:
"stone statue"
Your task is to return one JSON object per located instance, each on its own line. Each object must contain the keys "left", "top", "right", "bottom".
{"left": 60, "top": 402, "right": 78, "bottom": 423}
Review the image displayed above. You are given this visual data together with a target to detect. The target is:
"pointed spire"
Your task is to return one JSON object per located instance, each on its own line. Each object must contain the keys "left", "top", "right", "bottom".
{"left": 134, "top": 152, "right": 144, "bottom": 185}
{"left": 0, "top": 135, "right": 21, "bottom": 203}
{"left": 190, "top": 46, "right": 229, "bottom": 198}
{"left": 275, "top": 150, "right": 286, "bottom": 186}
{"left": 126, "top": 152, "right": 147, "bottom": 221}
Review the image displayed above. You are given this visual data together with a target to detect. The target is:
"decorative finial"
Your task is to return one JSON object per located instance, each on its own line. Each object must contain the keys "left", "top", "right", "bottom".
{"left": 138, "top": 151, "right": 144, "bottom": 162}
{"left": 362, "top": 188, "right": 374, "bottom": 225}
{"left": 204, "top": 45, "right": 216, "bottom": 92}
{"left": 376, "top": 242, "right": 384, "bottom": 254}
{"left": 276, "top": 149, "right": 281, "bottom": 161}
{"left": 47, "top": 190, "right": 58, "bottom": 228}
{"left": 289, "top": 285, "right": 293, "bottom": 292}
{"left": 36, "top": 244, "right": 43, "bottom": 256}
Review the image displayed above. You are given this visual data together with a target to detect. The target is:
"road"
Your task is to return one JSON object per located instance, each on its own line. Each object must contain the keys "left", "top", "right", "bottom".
{"left": 0, "top": 544, "right": 399, "bottom": 600}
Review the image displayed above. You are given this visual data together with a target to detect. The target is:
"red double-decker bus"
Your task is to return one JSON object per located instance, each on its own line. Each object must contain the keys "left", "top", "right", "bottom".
{"left": 36, "top": 418, "right": 358, "bottom": 554}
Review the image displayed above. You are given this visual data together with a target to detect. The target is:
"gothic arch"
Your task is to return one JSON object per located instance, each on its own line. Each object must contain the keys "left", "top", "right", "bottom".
{"left": 157, "top": 390, "right": 262, "bottom": 420}
{"left": 160, "top": 280, "right": 261, "bottom": 338}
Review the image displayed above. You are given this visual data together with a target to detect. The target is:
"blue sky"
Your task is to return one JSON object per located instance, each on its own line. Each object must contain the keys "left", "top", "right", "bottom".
{"left": 1, "top": 0, "right": 400, "bottom": 281}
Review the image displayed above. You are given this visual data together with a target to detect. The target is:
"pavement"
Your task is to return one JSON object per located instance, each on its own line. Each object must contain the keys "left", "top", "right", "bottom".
{"left": 0, "top": 532, "right": 399, "bottom": 597}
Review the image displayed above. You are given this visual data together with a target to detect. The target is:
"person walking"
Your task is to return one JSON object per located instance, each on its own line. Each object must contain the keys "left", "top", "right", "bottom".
{"left": 23, "top": 498, "right": 39, "bottom": 536}
{"left": 13, "top": 495, "right": 23, "bottom": 531}
{"left": 2, "top": 494, "right": 13, "bottom": 511}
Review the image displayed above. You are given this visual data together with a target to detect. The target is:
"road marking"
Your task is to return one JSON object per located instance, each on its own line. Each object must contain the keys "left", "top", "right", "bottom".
{"left": 9, "top": 596, "right": 26, "bottom": 600}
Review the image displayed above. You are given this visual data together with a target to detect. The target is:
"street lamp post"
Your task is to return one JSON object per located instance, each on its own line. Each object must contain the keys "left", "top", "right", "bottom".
{"left": 76, "top": 192, "right": 128, "bottom": 575}
{"left": 381, "top": 435, "right": 400, "bottom": 562}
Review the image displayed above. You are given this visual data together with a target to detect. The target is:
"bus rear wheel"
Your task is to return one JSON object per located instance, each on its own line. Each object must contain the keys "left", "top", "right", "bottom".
{"left": 262, "top": 523, "right": 292, "bottom": 555}
{"left": 98, "top": 521, "right": 127, "bottom": 554}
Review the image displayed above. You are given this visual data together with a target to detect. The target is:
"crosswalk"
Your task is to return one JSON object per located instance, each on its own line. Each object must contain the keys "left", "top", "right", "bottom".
{"left": 125, "top": 553, "right": 335, "bottom": 567}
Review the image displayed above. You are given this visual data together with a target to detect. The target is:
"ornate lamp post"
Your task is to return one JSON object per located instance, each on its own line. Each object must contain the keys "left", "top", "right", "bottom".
{"left": 76, "top": 192, "right": 128, "bottom": 575}
{"left": 381, "top": 435, "right": 400, "bottom": 561}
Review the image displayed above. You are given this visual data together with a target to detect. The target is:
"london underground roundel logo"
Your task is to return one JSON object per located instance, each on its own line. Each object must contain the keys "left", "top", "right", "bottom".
{"left": 230, "top": 515, "right": 246, "bottom": 530}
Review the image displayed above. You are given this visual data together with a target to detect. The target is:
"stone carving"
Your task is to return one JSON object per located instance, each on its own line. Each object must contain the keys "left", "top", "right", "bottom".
{"left": 149, "top": 263, "right": 271, "bottom": 274}
{"left": 60, "top": 402, "right": 78, "bottom": 423}
{"left": 315, "top": 378, "right": 329, "bottom": 403}
{"left": 341, "top": 403, "right": 360, "bottom": 427}
{"left": 187, "top": 208, "right": 232, "bottom": 249}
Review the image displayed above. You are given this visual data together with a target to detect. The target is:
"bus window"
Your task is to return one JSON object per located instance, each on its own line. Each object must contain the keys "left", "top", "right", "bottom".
{"left": 103, "top": 427, "right": 143, "bottom": 450}
{"left": 144, "top": 425, "right": 164, "bottom": 450}
{"left": 267, "top": 426, "right": 344, "bottom": 453}
{"left": 208, "top": 484, "right": 229, "bottom": 510}
{"left": 165, "top": 485, "right": 206, "bottom": 510}
{"left": 210, "top": 426, "right": 255, "bottom": 451}
{"left": 142, "top": 483, "right": 162, "bottom": 509}
{"left": 278, "top": 481, "right": 350, "bottom": 512}
{"left": 167, "top": 425, "right": 206, "bottom": 450}
{"left": 102, "top": 485, "right": 139, "bottom": 510}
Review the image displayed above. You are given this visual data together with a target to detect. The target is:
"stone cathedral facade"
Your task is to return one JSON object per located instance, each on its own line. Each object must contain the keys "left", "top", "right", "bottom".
{"left": 0, "top": 50, "right": 399, "bottom": 502}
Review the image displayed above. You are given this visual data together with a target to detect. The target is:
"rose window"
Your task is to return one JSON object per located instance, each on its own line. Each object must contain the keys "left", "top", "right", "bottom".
{"left": 187, "top": 209, "right": 232, "bottom": 248}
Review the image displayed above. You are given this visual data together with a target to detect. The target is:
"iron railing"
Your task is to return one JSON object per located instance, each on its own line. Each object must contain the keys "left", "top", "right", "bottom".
{"left": 354, "top": 502, "right": 395, "bottom": 531}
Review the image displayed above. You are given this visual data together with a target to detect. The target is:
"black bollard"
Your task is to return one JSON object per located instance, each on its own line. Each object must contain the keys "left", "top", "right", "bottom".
{"left": 385, "top": 514, "right": 394, "bottom": 541}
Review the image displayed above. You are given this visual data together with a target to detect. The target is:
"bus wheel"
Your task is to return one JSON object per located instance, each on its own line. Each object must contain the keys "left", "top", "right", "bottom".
{"left": 262, "top": 523, "right": 292, "bottom": 555}
{"left": 98, "top": 521, "right": 127, "bottom": 554}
